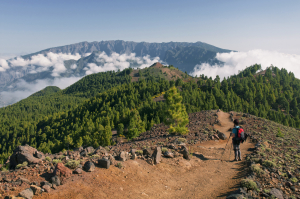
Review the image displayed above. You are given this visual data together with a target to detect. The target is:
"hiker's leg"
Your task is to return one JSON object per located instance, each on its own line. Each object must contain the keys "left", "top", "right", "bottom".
{"left": 234, "top": 148, "right": 238, "bottom": 160}
{"left": 238, "top": 148, "right": 241, "bottom": 160}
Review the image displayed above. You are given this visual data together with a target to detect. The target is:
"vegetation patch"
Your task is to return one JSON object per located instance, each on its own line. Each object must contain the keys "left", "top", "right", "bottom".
{"left": 65, "top": 160, "right": 80, "bottom": 169}
{"left": 16, "top": 161, "right": 28, "bottom": 169}
{"left": 241, "top": 179, "right": 258, "bottom": 191}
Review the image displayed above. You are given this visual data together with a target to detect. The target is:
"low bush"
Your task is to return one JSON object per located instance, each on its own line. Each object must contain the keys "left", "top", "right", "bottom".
{"left": 16, "top": 161, "right": 28, "bottom": 169}
{"left": 291, "top": 177, "right": 298, "bottom": 183}
{"left": 241, "top": 179, "right": 258, "bottom": 191}
{"left": 116, "top": 162, "right": 123, "bottom": 169}
{"left": 251, "top": 164, "right": 264, "bottom": 176}
{"left": 136, "top": 150, "right": 143, "bottom": 155}
{"left": 65, "top": 160, "right": 80, "bottom": 169}
{"left": 52, "top": 159, "right": 62, "bottom": 165}
{"left": 161, "top": 148, "right": 168, "bottom": 153}
{"left": 262, "top": 160, "right": 276, "bottom": 168}
{"left": 178, "top": 138, "right": 186, "bottom": 143}
{"left": 45, "top": 156, "right": 52, "bottom": 162}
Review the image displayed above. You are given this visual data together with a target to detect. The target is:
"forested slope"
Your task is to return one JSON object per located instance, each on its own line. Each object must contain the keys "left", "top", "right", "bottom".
{"left": 0, "top": 64, "right": 299, "bottom": 164}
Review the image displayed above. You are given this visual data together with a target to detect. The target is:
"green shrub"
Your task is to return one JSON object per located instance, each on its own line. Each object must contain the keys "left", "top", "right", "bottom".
{"left": 136, "top": 150, "right": 143, "bottom": 155}
{"left": 52, "top": 159, "right": 62, "bottom": 165}
{"left": 291, "top": 177, "right": 298, "bottom": 183}
{"left": 16, "top": 161, "right": 28, "bottom": 169}
{"left": 178, "top": 138, "right": 186, "bottom": 143}
{"left": 91, "top": 154, "right": 100, "bottom": 158}
{"left": 65, "top": 160, "right": 80, "bottom": 169}
{"left": 161, "top": 147, "right": 168, "bottom": 153}
{"left": 116, "top": 163, "right": 123, "bottom": 169}
{"left": 276, "top": 128, "right": 284, "bottom": 138}
{"left": 45, "top": 156, "right": 52, "bottom": 162}
{"left": 251, "top": 164, "right": 264, "bottom": 176}
{"left": 263, "top": 189, "right": 270, "bottom": 193}
{"left": 263, "top": 160, "right": 276, "bottom": 168}
{"left": 59, "top": 155, "right": 66, "bottom": 160}
{"left": 241, "top": 179, "right": 258, "bottom": 191}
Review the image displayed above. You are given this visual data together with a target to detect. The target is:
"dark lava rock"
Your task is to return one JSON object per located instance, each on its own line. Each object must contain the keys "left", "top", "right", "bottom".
{"left": 10, "top": 145, "right": 44, "bottom": 168}
{"left": 98, "top": 158, "right": 110, "bottom": 169}
{"left": 218, "top": 131, "right": 227, "bottom": 140}
{"left": 143, "top": 148, "right": 153, "bottom": 156}
{"left": 182, "top": 146, "right": 190, "bottom": 160}
{"left": 40, "top": 181, "right": 51, "bottom": 187}
{"left": 83, "top": 161, "right": 95, "bottom": 172}
{"left": 51, "top": 176, "right": 60, "bottom": 186}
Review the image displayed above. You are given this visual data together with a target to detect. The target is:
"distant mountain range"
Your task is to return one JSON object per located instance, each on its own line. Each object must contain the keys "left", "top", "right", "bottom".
{"left": 0, "top": 40, "right": 233, "bottom": 106}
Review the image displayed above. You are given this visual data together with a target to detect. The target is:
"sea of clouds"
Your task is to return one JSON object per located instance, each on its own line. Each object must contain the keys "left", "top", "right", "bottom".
{"left": 84, "top": 52, "right": 162, "bottom": 75}
{"left": 0, "top": 51, "right": 163, "bottom": 106}
{"left": 1, "top": 49, "right": 300, "bottom": 107}
{"left": 190, "top": 49, "right": 300, "bottom": 79}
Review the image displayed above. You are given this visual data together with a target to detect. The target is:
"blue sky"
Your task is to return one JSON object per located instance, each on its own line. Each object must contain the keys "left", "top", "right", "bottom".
{"left": 1, "top": 0, "right": 300, "bottom": 55}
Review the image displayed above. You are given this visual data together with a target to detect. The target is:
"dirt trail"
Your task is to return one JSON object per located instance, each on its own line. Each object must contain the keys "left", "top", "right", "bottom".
{"left": 37, "top": 111, "right": 255, "bottom": 199}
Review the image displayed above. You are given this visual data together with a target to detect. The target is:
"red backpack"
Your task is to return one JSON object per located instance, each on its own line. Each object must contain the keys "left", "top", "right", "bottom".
{"left": 235, "top": 127, "right": 247, "bottom": 143}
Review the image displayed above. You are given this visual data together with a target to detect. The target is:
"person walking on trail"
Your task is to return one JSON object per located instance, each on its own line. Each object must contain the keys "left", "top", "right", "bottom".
{"left": 231, "top": 119, "right": 242, "bottom": 161}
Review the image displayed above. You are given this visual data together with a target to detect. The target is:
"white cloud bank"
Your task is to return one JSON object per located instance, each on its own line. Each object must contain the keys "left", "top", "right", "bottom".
{"left": 0, "top": 59, "right": 9, "bottom": 71}
{"left": 6, "top": 52, "right": 81, "bottom": 76}
{"left": 0, "top": 77, "right": 82, "bottom": 107}
{"left": 190, "top": 49, "right": 300, "bottom": 79}
{"left": 84, "top": 52, "right": 163, "bottom": 75}
{"left": 0, "top": 51, "right": 164, "bottom": 106}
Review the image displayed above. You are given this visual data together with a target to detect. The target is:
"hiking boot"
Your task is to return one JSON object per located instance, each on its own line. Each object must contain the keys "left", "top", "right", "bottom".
{"left": 238, "top": 158, "right": 242, "bottom": 161}
{"left": 234, "top": 158, "right": 238, "bottom": 161}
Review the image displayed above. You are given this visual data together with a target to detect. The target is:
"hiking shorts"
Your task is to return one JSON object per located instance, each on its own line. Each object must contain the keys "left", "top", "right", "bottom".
{"left": 233, "top": 144, "right": 240, "bottom": 150}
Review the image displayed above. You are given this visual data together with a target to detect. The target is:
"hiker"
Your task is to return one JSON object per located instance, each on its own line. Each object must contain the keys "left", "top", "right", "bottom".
{"left": 231, "top": 119, "right": 242, "bottom": 161}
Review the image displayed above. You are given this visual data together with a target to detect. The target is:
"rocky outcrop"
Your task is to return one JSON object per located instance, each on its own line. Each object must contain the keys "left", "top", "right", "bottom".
{"left": 54, "top": 163, "right": 72, "bottom": 178}
{"left": 10, "top": 145, "right": 44, "bottom": 168}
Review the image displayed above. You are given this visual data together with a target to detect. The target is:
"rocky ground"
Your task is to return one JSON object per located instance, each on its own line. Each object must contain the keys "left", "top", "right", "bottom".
{"left": 0, "top": 110, "right": 299, "bottom": 199}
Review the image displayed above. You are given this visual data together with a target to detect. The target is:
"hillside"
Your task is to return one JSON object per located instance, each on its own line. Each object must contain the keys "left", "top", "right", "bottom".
{"left": 0, "top": 63, "right": 299, "bottom": 173}
{"left": 1, "top": 110, "right": 299, "bottom": 199}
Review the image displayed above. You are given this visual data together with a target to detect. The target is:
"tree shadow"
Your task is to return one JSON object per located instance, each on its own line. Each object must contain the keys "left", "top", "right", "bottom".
{"left": 192, "top": 153, "right": 219, "bottom": 161}
{"left": 216, "top": 161, "right": 250, "bottom": 198}
{"left": 40, "top": 172, "right": 55, "bottom": 182}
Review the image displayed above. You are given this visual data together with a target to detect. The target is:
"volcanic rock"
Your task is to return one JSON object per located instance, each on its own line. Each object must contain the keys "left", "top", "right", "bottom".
{"left": 54, "top": 163, "right": 72, "bottom": 178}
{"left": 10, "top": 145, "right": 44, "bottom": 168}
{"left": 18, "top": 188, "right": 33, "bottom": 199}
{"left": 51, "top": 176, "right": 60, "bottom": 186}
{"left": 152, "top": 147, "right": 161, "bottom": 164}
{"left": 30, "top": 185, "right": 42, "bottom": 195}
{"left": 83, "top": 161, "right": 95, "bottom": 172}
{"left": 98, "top": 158, "right": 110, "bottom": 169}
{"left": 42, "top": 185, "right": 51, "bottom": 193}
{"left": 218, "top": 131, "right": 227, "bottom": 140}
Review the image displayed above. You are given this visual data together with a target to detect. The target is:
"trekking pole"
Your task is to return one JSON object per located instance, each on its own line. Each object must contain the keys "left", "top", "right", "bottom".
{"left": 229, "top": 141, "right": 232, "bottom": 162}
{"left": 220, "top": 135, "right": 231, "bottom": 162}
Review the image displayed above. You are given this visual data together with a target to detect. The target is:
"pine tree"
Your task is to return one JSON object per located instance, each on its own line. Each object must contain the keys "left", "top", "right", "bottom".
{"left": 163, "top": 86, "right": 189, "bottom": 135}
{"left": 117, "top": 123, "right": 124, "bottom": 136}
{"left": 75, "top": 137, "right": 83, "bottom": 148}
